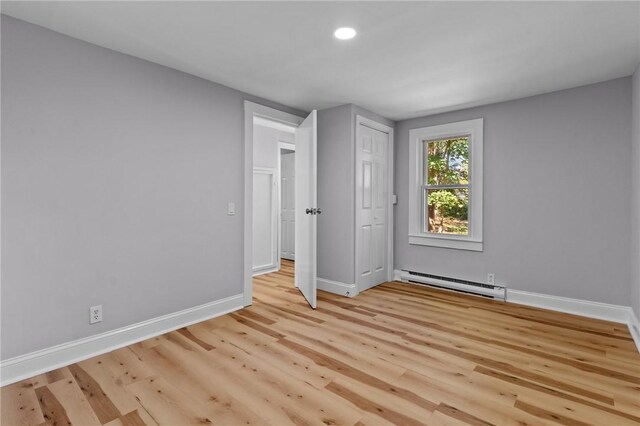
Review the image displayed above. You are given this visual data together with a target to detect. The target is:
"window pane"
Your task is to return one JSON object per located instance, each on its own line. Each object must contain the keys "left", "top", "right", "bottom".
{"left": 426, "top": 188, "right": 469, "bottom": 235}
{"left": 425, "top": 137, "right": 469, "bottom": 185}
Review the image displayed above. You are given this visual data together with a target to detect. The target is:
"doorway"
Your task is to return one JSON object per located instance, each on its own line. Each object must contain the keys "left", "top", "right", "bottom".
{"left": 279, "top": 144, "right": 296, "bottom": 263}
{"left": 244, "top": 101, "right": 318, "bottom": 309}
{"left": 251, "top": 119, "right": 295, "bottom": 276}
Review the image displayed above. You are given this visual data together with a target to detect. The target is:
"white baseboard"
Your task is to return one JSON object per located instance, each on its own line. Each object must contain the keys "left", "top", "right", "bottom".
{"left": 629, "top": 308, "right": 640, "bottom": 353}
{"left": 394, "top": 269, "right": 639, "bottom": 353}
{"left": 253, "top": 265, "right": 279, "bottom": 277}
{"left": 317, "top": 278, "right": 358, "bottom": 298}
{"left": 506, "top": 289, "right": 631, "bottom": 323}
{"left": 0, "top": 294, "right": 244, "bottom": 387}
{"left": 508, "top": 289, "right": 639, "bottom": 353}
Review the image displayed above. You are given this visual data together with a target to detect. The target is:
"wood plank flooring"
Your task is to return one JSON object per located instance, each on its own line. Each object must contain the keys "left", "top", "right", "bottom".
{"left": 2, "top": 260, "right": 639, "bottom": 425}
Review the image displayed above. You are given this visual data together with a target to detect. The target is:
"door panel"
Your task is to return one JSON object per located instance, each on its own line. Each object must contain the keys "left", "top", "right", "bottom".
{"left": 375, "top": 164, "right": 385, "bottom": 209}
{"left": 363, "top": 161, "right": 372, "bottom": 209}
{"left": 360, "top": 225, "right": 372, "bottom": 276}
{"left": 374, "top": 224, "right": 385, "bottom": 272}
{"left": 357, "top": 123, "right": 389, "bottom": 291}
{"left": 295, "top": 111, "right": 317, "bottom": 309}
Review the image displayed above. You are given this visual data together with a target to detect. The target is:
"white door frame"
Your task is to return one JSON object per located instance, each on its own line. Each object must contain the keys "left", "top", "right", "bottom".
{"left": 244, "top": 101, "right": 304, "bottom": 306}
{"left": 277, "top": 142, "right": 296, "bottom": 267}
{"left": 354, "top": 115, "right": 394, "bottom": 293}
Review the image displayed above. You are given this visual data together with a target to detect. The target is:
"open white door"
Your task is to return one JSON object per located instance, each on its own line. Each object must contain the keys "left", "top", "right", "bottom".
{"left": 294, "top": 110, "right": 318, "bottom": 308}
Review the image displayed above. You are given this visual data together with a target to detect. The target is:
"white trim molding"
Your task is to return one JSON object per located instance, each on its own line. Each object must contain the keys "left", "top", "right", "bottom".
{"left": 508, "top": 289, "right": 639, "bottom": 353}
{"left": 626, "top": 308, "right": 640, "bottom": 353}
{"left": 408, "top": 235, "right": 483, "bottom": 251}
{"left": 317, "top": 278, "right": 359, "bottom": 298}
{"left": 252, "top": 266, "right": 279, "bottom": 277}
{"left": 0, "top": 294, "right": 244, "bottom": 387}
{"left": 408, "top": 118, "right": 483, "bottom": 251}
{"left": 506, "top": 289, "right": 632, "bottom": 324}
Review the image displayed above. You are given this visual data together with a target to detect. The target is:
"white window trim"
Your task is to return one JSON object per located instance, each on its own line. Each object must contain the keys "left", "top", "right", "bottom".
{"left": 408, "top": 118, "right": 483, "bottom": 251}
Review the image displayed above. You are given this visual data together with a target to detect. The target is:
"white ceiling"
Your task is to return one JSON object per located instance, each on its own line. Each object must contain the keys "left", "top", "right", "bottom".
{"left": 3, "top": 1, "right": 639, "bottom": 120}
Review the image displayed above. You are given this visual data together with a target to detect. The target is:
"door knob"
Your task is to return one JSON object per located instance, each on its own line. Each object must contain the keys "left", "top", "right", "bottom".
{"left": 305, "top": 208, "right": 322, "bottom": 215}
{"left": 306, "top": 208, "right": 313, "bottom": 215}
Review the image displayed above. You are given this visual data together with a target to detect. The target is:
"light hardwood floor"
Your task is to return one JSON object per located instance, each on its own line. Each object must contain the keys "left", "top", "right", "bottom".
{"left": 2, "top": 260, "right": 639, "bottom": 425}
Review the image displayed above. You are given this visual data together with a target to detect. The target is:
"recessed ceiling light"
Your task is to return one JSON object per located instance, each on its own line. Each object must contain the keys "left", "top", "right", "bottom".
{"left": 334, "top": 27, "right": 356, "bottom": 40}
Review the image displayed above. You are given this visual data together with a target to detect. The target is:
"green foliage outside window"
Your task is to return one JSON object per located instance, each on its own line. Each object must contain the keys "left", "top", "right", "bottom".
{"left": 426, "top": 137, "right": 469, "bottom": 235}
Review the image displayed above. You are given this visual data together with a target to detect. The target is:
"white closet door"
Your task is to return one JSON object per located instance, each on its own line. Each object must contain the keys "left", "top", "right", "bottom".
{"left": 280, "top": 152, "right": 295, "bottom": 261}
{"left": 356, "top": 123, "right": 389, "bottom": 291}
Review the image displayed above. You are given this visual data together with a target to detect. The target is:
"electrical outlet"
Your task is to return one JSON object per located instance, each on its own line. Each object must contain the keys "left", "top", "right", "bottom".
{"left": 90, "top": 305, "right": 102, "bottom": 324}
{"left": 487, "top": 273, "right": 495, "bottom": 285}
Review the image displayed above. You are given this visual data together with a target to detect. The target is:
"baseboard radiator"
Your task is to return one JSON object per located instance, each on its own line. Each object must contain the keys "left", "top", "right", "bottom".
{"left": 399, "top": 270, "right": 506, "bottom": 300}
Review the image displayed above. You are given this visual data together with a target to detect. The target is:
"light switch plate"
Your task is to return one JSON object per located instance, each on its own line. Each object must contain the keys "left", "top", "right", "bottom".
{"left": 227, "top": 202, "right": 235, "bottom": 216}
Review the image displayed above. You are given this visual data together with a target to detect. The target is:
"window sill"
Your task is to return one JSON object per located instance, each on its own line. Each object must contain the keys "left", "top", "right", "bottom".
{"left": 408, "top": 235, "right": 483, "bottom": 252}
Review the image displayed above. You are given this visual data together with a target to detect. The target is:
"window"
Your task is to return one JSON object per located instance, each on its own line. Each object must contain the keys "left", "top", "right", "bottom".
{"left": 408, "top": 119, "right": 483, "bottom": 251}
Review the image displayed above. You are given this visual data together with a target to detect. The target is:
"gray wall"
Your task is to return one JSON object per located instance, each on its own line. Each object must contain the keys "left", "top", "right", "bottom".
{"left": 317, "top": 104, "right": 394, "bottom": 284}
{"left": 1, "top": 16, "right": 303, "bottom": 360}
{"left": 632, "top": 65, "right": 640, "bottom": 317}
{"left": 253, "top": 124, "right": 294, "bottom": 169}
{"left": 394, "top": 78, "right": 632, "bottom": 306}
{"left": 318, "top": 104, "right": 354, "bottom": 284}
